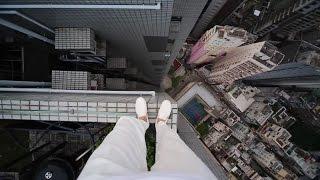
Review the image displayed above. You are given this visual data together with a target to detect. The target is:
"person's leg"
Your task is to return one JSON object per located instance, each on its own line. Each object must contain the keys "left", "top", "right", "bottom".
{"left": 78, "top": 97, "right": 149, "bottom": 179}
{"left": 151, "top": 101, "right": 217, "bottom": 180}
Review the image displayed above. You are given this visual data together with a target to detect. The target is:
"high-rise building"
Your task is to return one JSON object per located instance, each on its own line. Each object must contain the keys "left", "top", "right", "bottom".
{"left": 241, "top": 63, "right": 320, "bottom": 89}
{"left": 254, "top": 0, "right": 320, "bottom": 38}
{"left": 207, "top": 41, "right": 284, "bottom": 85}
{"left": 0, "top": 0, "right": 212, "bottom": 84}
{"left": 187, "top": 25, "right": 255, "bottom": 65}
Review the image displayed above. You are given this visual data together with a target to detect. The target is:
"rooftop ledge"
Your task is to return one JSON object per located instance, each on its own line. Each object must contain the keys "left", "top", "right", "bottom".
{"left": 0, "top": 88, "right": 178, "bottom": 131}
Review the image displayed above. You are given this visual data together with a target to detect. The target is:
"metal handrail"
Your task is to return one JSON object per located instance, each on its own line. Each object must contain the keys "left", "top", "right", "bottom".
{"left": 0, "top": 88, "right": 156, "bottom": 96}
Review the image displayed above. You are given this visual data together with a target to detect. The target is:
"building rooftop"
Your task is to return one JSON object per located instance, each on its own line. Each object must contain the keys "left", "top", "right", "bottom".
{"left": 220, "top": 108, "right": 240, "bottom": 127}
{"left": 261, "top": 123, "right": 292, "bottom": 149}
{"left": 176, "top": 82, "right": 222, "bottom": 108}
{"left": 188, "top": 25, "right": 255, "bottom": 64}
{"left": 0, "top": 88, "right": 178, "bottom": 128}
{"left": 251, "top": 142, "right": 284, "bottom": 173}
{"left": 245, "top": 101, "right": 273, "bottom": 126}
{"left": 227, "top": 85, "right": 260, "bottom": 112}
{"left": 213, "top": 121, "right": 230, "bottom": 133}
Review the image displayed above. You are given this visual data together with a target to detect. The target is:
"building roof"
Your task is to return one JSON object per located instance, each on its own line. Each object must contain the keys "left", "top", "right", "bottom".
{"left": 0, "top": 89, "right": 178, "bottom": 127}
{"left": 176, "top": 82, "right": 222, "bottom": 108}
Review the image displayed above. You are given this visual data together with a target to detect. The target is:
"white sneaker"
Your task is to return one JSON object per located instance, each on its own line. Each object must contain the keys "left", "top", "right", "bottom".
{"left": 135, "top": 97, "right": 148, "bottom": 122}
{"left": 156, "top": 100, "right": 172, "bottom": 125}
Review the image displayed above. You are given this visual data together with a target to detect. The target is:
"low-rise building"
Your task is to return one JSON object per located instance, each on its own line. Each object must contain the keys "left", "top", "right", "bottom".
{"left": 220, "top": 108, "right": 240, "bottom": 127}
{"left": 203, "top": 129, "right": 225, "bottom": 148}
{"left": 175, "top": 82, "right": 223, "bottom": 125}
{"left": 226, "top": 144, "right": 242, "bottom": 158}
{"left": 241, "top": 152, "right": 252, "bottom": 165}
{"left": 231, "top": 122, "right": 250, "bottom": 142}
{"left": 204, "top": 122, "right": 231, "bottom": 148}
{"left": 244, "top": 132, "right": 256, "bottom": 146}
{"left": 213, "top": 121, "right": 231, "bottom": 133}
{"left": 272, "top": 106, "right": 296, "bottom": 127}
{"left": 260, "top": 123, "right": 292, "bottom": 150}
{"left": 226, "top": 85, "right": 260, "bottom": 112}
{"left": 224, "top": 146, "right": 257, "bottom": 178}
{"left": 176, "top": 82, "right": 222, "bottom": 109}
{"left": 251, "top": 143, "right": 296, "bottom": 179}
{"left": 251, "top": 143, "right": 284, "bottom": 173}
{"left": 237, "top": 159, "right": 255, "bottom": 177}
{"left": 245, "top": 101, "right": 273, "bottom": 126}
{"left": 196, "top": 64, "right": 212, "bottom": 80}
{"left": 286, "top": 146, "right": 320, "bottom": 179}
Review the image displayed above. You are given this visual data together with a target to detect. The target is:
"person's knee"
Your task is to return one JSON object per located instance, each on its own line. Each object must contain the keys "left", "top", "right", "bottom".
{"left": 117, "top": 116, "right": 136, "bottom": 126}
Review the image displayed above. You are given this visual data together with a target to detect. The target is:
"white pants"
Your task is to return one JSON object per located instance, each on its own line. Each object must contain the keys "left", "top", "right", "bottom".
{"left": 78, "top": 116, "right": 217, "bottom": 180}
